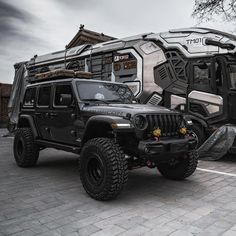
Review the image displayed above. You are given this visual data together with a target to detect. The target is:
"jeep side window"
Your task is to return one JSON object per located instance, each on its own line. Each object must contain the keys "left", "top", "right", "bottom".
{"left": 23, "top": 87, "right": 36, "bottom": 107}
{"left": 37, "top": 86, "right": 51, "bottom": 107}
{"left": 54, "top": 84, "right": 73, "bottom": 107}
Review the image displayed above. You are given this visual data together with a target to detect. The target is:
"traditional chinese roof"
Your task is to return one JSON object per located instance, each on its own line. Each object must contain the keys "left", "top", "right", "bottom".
{"left": 66, "top": 24, "right": 116, "bottom": 49}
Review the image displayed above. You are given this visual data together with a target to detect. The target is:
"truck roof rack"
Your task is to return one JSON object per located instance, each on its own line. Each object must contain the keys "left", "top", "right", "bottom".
{"left": 30, "top": 69, "right": 93, "bottom": 83}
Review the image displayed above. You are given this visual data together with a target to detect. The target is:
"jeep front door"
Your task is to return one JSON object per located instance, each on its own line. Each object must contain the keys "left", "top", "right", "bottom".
{"left": 50, "top": 83, "right": 77, "bottom": 145}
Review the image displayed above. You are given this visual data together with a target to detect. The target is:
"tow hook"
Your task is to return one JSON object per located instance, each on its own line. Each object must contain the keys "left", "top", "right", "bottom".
{"left": 146, "top": 160, "right": 156, "bottom": 168}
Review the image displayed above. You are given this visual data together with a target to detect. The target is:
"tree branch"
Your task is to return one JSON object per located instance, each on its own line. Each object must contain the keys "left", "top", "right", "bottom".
{"left": 192, "top": 0, "right": 236, "bottom": 22}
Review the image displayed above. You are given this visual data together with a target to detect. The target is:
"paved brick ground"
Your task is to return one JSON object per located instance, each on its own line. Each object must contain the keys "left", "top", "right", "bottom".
{"left": 0, "top": 129, "right": 236, "bottom": 236}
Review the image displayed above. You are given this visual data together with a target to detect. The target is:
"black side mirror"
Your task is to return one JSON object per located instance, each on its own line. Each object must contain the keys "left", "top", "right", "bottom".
{"left": 60, "top": 94, "right": 72, "bottom": 106}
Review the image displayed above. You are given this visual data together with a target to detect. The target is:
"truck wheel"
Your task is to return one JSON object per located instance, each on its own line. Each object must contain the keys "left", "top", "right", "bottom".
{"left": 80, "top": 138, "right": 128, "bottom": 201}
{"left": 191, "top": 124, "right": 206, "bottom": 148}
{"left": 13, "top": 128, "right": 39, "bottom": 167}
{"left": 157, "top": 150, "right": 198, "bottom": 180}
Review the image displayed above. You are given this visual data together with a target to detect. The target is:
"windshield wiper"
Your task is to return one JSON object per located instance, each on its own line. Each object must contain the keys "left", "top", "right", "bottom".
{"left": 107, "top": 99, "right": 137, "bottom": 104}
{"left": 106, "top": 99, "right": 122, "bottom": 103}
{"left": 83, "top": 99, "right": 110, "bottom": 104}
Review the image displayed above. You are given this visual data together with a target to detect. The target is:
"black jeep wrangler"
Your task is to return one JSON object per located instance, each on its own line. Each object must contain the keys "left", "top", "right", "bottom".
{"left": 14, "top": 70, "right": 198, "bottom": 200}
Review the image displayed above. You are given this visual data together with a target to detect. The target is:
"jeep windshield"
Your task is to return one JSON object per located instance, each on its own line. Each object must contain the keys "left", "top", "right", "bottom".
{"left": 76, "top": 81, "right": 136, "bottom": 104}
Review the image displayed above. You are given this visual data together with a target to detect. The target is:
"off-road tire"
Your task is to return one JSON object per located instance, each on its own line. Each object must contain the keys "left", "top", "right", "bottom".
{"left": 14, "top": 128, "right": 39, "bottom": 167}
{"left": 80, "top": 138, "right": 128, "bottom": 201}
{"left": 157, "top": 150, "right": 198, "bottom": 180}
{"left": 191, "top": 124, "right": 206, "bottom": 148}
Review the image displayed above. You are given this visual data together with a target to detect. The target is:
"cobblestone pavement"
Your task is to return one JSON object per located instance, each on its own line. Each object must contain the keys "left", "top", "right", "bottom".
{"left": 0, "top": 129, "right": 236, "bottom": 236}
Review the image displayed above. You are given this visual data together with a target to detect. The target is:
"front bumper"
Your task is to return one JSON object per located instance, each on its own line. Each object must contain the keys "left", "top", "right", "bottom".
{"left": 138, "top": 136, "right": 197, "bottom": 157}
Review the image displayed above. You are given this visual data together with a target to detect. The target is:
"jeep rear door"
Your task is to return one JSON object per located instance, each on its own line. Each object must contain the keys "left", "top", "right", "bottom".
{"left": 35, "top": 85, "right": 53, "bottom": 140}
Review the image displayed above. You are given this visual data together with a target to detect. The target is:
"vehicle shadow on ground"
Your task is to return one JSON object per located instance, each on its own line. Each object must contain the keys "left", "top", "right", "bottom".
{"left": 34, "top": 150, "right": 201, "bottom": 202}
{"left": 218, "top": 154, "right": 236, "bottom": 163}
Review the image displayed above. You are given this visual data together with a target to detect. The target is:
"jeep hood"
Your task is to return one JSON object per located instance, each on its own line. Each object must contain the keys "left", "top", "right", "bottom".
{"left": 82, "top": 103, "right": 178, "bottom": 118}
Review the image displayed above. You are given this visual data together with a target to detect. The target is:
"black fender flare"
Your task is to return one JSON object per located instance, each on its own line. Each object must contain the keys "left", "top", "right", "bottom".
{"left": 82, "top": 115, "right": 132, "bottom": 144}
{"left": 18, "top": 114, "right": 38, "bottom": 138}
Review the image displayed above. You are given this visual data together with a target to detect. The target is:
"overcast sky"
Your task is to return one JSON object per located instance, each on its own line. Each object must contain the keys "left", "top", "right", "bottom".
{"left": 1, "top": 0, "right": 236, "bottom": 84}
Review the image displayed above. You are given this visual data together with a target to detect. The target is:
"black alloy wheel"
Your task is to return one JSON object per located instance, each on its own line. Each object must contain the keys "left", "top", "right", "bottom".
{"left": 13, "top": 128, "right": 39, "bottom": 167}
{"left": 157, "top": 150, "right": 198, "bottom": 180}
{"left": 80, "top": 137, "right": 128, "bottom": 201}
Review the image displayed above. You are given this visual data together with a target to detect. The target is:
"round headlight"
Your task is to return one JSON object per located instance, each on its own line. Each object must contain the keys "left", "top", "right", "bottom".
{"left": 133, "top": 115, "right": 147, "bottom": 130}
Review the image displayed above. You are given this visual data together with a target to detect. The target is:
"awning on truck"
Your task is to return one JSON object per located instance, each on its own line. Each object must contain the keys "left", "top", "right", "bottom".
{"left": 8, "top": 62, "right": 28, "bottom": 128}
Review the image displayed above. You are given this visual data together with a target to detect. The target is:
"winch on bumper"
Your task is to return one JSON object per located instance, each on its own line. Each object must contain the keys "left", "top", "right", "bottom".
{"left": 138, "top": 136, "right": 197, "bottom": 159}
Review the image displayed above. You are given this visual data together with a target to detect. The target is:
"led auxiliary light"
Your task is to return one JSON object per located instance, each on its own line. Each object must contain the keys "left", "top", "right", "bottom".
{"left": 153, "top": 128, "right": 161, "bottom": 137}
{"left": 179, "top": 127, "right": 187, "bottom": 135}
{"left": 111, "top": 123, "right": 131, "bottom": 129}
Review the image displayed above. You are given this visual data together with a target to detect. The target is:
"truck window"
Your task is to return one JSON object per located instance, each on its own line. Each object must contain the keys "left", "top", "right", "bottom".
{"left": 23, "top": 87, "right": 36, "bottom": 107}
{"left": 54, "top": 84, "right": 73, "bottom": 106}
{"left": 38, "top": 86, "right": 51, "bottom": 107}
{"left": 193, "top": 64, "right": 211, "bottom": 86}
{"left": 229, "top": 65, "right": 236, "bottom": 89}
{"left": 215, "top": 61, "right": 223, "bottom": 87}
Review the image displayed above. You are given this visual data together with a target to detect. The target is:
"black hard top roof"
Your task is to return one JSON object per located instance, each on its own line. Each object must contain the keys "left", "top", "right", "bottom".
{"left": 27, "top": 78, "right": 124, "bottom": 88}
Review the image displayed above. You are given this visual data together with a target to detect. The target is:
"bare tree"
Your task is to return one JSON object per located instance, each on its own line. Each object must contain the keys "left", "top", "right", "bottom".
{"left": 193, "top": 0, "right": 236, "bottom": 22}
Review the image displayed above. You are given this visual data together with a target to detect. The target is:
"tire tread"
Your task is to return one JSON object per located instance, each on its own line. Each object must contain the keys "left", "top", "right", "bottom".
{"left": 14, "top": 128, "right": 39, "bottom": 167}
{"left": 157, "top": 150, "right": 198, "bottom": 180}
{"left": 80, "top": 138, "right": 128, "bottom": 200}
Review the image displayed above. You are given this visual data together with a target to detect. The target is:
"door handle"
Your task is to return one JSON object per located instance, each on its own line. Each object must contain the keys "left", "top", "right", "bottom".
{"left": 50, "top": 113, "right": 58, "bottom": 117}
{"left": 35, "top": 112, "right": 41, "bottom": 116}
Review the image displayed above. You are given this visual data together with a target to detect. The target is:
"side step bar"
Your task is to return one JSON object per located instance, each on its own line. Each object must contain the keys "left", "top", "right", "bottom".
{"left": 35, "top": 139, "right": 80, "bottom": 154}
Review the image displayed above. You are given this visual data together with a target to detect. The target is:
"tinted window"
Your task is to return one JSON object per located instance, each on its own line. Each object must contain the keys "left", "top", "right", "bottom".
{"left": 193, "top": 64, "right": 211, "bottom": 86}
{"left": 23, "top": 88, "right": 36, "bottom": 107}
{"left": 54, "top": 84, "right": 73, "bottom": 106}
{"left": 229, "top": 65, "right": 236, "bottom": 89}
{"left": 38, "top": 86, "right": 51, "bottom": 107}
{"left": 215, "top": 61, "right": 223, "bottom": 87}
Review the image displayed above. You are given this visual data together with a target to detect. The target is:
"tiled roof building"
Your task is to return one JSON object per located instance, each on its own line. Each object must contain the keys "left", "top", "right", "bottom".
{"left": 66, "top": 24, "right": 116, "bottom": 48}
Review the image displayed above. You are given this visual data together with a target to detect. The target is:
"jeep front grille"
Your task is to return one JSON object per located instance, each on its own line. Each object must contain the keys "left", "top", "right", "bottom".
{"left": 146, "top": 114, "right": 181, "bottom": 136}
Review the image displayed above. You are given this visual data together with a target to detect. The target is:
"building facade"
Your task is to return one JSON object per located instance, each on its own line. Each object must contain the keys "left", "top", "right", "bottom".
{"left": 0, "top": 83, "right": 12, "bottom": 127}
